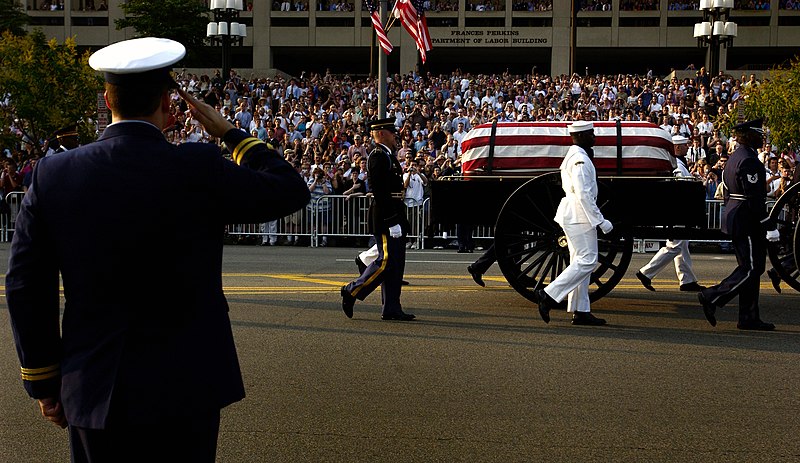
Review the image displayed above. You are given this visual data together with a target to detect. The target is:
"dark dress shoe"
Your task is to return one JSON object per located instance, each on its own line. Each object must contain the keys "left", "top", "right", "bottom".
{"left": 737, "top": 319, "right": 775, "bottom": 331}
{"left": 766, "top": 268, "right": 782, "bottom": 294}
{"left": 341, "top": 286, "right": 355, "bottom": 319}
{"left": 679, "top": 281, "right": 705, "bottom": 292}
{"left": 636, "top": 271, "right": 656, "bottom": 292}
{"left": 467, "top": 265, "right": 485, "bottom": 287}
{"left": 571, "top": 312, "right": 606, "bottom": 326}
{"left": 381, "top": 312, "right": 416, "bottom": 321}
{"left": 355, "top": 256, "right": 367, "bottom": 274}
{"left": 535, "top": 288, "right": 553, "bottom": 323}
{"left": 697, "top": 292, "right": 717, "bottom": 327}
{"left": 402, "top": 280, "right": 410, "bottom": 286}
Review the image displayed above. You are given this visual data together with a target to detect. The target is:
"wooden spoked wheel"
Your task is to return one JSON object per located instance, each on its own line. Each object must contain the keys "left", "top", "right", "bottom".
{"left": 767, "top": 182, "right": 800, "bottom": 293}
{"left": 494, "top": 173, "right": 633, "bottom": 305}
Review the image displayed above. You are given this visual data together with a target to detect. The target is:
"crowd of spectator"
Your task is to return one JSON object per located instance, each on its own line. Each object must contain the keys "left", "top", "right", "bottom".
{"left": 3, "top": 64, "right": 798, "bottom": 246}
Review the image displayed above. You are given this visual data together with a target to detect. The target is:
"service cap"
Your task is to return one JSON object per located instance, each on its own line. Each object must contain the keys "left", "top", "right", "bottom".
{"left": 367, "top": 117, "right": 397, "bottom": 133}
{"left": 671, "top": 135, "right": 689, "bottom": 145}
{"left": 89, "top": 37, "right": 185, "bottom": 88}
{"left": 733, "top": 118, "right": 764, "bottom": 134}
{"left": 52, "top": 124, "right": 79, "bottom": 139}
{"left": 568, "top": 120, "right": 594, "bottom": 134}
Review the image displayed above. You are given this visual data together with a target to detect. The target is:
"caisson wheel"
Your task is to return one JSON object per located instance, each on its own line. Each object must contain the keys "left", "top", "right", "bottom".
{"left": 767, "top": 182, "right": 800, "bottom": 293}
{"left": 494, "top": 172, "right": 633, "bottom": 305}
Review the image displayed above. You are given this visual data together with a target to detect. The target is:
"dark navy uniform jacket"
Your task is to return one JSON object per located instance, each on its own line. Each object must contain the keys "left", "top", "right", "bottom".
{"left": 721, "top": 143, "right": 773, "bottom": 236}
{"left": 7, "top": 121, "right": 310, "bottom": 429}
{"left": 366, "top": 143, "right": 410, "bottom": 235}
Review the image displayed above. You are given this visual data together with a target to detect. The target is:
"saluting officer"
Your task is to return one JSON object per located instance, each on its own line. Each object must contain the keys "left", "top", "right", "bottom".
{"left": 698, "top": 118, "right": 780, "bottom": 330}
{"left": 535, "top": 121, "right": 613, "bottom": 326}
{"left": 635, "top": 134, "right": 704, "bottom": 293}
{"left": 341, "top": 117, "right": 415, "bottom": 321}
{"left": 6, "top": 38, "right": 310, "bottom": 461}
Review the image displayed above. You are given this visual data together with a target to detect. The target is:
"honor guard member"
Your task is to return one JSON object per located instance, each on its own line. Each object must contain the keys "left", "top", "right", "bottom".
{"left": 698, "top": 118, "right": 779, "bottom": 330}
{"left": 535, "top": 121, "right": 613, "bottom": 326}
{"left": 6, "top": 37, "right": 310, "bottom": 462}
{"left": 341, "top": 117, "right": 414, "bottom": 321}
{"left": 635, "top": 135, "right": 704, "bottom": 293}
{"left": 46, "top": 124, "right": 80, "bottom": 156}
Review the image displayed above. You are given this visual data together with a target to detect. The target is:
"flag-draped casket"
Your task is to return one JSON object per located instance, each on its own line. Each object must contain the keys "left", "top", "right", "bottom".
{"left": 459, "top": 121, "right": 677, "bottom": 176}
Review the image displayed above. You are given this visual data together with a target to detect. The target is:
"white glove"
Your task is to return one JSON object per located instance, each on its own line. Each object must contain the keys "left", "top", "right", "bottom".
{"left": 599, "top": 220, "right": 614, "bottom": 235}
{"left": 766, "top": 229, "right": 780, "bottom": 242}
{"left": 389, "top": 224, "right": 402, "bottom": 238}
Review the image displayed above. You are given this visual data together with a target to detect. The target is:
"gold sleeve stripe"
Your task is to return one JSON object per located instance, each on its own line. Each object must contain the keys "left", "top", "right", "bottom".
{"left": 232, "top": 138, "right": 263, "bottom": 165}
{"left": 20, "top": 364, "right": 60, "bottom": 381}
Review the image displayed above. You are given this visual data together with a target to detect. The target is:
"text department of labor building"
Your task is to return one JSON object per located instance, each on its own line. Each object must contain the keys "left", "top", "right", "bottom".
{"left": 23, "top": 1, "right": 800, "bottom": 77}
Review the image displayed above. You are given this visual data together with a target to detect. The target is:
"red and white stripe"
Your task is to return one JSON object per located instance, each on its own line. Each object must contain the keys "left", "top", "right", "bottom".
{"left": 460, "top": 121, "right": 677, "bottom": 176}
{"left": 394, "top": 0, "right": 431, "bottom": 63}
{"left": 370, "top": 11, "right": 393, "bottom": 55}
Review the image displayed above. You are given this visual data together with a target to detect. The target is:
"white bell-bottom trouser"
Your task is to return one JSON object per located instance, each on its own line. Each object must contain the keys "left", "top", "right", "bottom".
{"left": 638, "top": 239, "right": 697, "bottom": 285}
{"left": 544, "top": 222, "right": 597, "bottom": 313}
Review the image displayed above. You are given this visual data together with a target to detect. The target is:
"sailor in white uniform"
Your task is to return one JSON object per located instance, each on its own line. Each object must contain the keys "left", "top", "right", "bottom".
{"left": 635, "top": 135, "right": 704, "bottom": 292}
{"left": 535, "top": 121, "right": 612, "bottom": 326}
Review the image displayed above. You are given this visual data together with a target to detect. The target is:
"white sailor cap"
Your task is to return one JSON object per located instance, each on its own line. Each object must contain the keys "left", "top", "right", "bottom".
{"left": 568, "top": 120, "right": 594, "bottom": 134}
{"left": 671, "top": 135, "right": 689, "bottom": 145}
{"left": 89, "top": 37, "right": 185, "bottom": 88}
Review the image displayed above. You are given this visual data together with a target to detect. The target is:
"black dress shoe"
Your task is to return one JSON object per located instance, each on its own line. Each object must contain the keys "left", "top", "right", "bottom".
{"left": 697, "top": 292, "right": 716, "bottom": 327}
{"left": 737, "top": 319, "right": 775, "bottom": 331}
{"left": 341, "top": 286, "right": 355, "bottom": 319}
{"left": 535, "top": 288, "right": 553, "bottom": 323}
{"left": 355, "top": 256, "right": 367, "bottom": 274}
{"left": 635, "top": 271, "right": 656, "bottom": 292}
{"left": 381, "top": 312, "right": 416, "bottom": 321}
{"left": 571, "top": 312, "right": 606, "bottom": 326}
{"left": 766, "top": 268, "right": 782, "bottom": 294}
{"left": 679, "top": 281, "right": 706, "bottom": 292}
{"left": 402, "top": 280, "right": 410, "bottom": 286}
{"left": 467, "top": 265, "right": 485, "bottom": 287}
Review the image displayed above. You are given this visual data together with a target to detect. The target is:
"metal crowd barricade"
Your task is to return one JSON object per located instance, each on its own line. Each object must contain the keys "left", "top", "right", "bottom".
{"left": 1, "top": 191, "right": 25, "bottom": 242}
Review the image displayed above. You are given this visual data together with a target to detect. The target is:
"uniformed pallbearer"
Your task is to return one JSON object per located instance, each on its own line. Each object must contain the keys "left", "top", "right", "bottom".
{"left": 341, "top": 117, "right": 415, "bottom": 321}
{"left": 6, "top": 37, "right": 310, "bottom": 462}
{"left": 698, "top": 118, "right": 780, "bottom": 330}
{"left": 535, "top": 121, "right": 613, "bottom": 326}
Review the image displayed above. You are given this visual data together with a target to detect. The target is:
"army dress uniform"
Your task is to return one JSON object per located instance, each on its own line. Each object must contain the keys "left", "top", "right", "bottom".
{"left": 342, "top": 119, "right": 411, "bottom": 320}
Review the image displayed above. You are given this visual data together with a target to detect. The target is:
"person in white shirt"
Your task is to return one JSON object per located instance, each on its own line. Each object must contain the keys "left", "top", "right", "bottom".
{"left": 635, "top": 135, "right": 704, "bottom": 293}
{"left": 402, "top": 159, "right": 427, "bottom": 207}
{"left": 535, "top": 121, "right": 612, "bottom": 326}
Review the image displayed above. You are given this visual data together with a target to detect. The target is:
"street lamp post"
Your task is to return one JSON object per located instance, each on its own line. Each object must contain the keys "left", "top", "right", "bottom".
{"left": 207, "top": 0, "right": 246, "bottom": 83}
{"left": 694, "top": 0, "right": 737, "bottom": 78}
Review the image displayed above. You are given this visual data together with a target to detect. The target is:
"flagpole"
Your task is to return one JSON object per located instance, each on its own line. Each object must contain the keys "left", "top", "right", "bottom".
{"left": 378, "top": 0, "right": 388, "bottom": 118}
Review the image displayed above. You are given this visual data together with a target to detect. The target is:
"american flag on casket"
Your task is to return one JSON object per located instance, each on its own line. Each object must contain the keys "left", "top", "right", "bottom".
{"left": 459, "top": 121, "right": 677, "bottom": 176}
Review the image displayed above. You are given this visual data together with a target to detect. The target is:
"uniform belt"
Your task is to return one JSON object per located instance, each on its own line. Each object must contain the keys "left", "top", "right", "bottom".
{"left": 391, "top": 193, "right": 404, "bottom": 199}
{"left": 728, "top": 194, "right": 755, "bottom": 201}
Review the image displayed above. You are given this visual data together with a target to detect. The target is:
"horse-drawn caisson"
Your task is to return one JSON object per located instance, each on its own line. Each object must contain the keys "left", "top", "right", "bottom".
{"left": 430, "top": 120, "right": 800, "bottom": 303}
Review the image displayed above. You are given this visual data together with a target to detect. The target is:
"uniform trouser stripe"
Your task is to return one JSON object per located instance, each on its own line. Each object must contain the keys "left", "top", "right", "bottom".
{"left": 351, "top": 234, "right": 389, "bottom": 298}
{"left": 709, "top": 236, "right": 754, "bottom": 306}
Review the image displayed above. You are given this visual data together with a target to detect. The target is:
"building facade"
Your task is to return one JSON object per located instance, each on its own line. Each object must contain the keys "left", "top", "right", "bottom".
{"left": 23, "top": 0, "right": 800, "bottom": 77}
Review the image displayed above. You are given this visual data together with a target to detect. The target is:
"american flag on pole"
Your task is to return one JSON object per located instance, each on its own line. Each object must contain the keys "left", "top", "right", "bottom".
{"left": 392, "top": 0, "right": 432, "bottom": 63}
{"left": 364, "top": 0, "right": 393, "bottom": 55}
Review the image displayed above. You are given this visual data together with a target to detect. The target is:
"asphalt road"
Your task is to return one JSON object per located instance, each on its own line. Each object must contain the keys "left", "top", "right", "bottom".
{"left": 1, "top": 243, "right": 799, "bottom": 462}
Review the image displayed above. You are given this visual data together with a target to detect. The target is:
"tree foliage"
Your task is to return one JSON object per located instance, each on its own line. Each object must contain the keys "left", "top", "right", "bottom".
{"left": 0, "top": 0, "right": 30, "bottom": 36}
{"left": 0, "top": 30, "right": 104, "bottom": 155}
{"left": 115, "top": 0, "right": 209, "bottom": 59}
{"left": 741, "top": 56, "right": 800, "bottom": 151}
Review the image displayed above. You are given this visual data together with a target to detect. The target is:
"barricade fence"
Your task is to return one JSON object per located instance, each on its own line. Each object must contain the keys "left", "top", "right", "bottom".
{"left": 0, "top": 193, "right": 777, "bottom": 250}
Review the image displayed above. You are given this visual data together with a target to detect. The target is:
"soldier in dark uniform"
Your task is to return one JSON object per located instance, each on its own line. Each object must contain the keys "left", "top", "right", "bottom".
{"left": 6, "top": 37, "right": 310, "bottom": 462}
{"left": 698, "top": 118, "right": 780, "bottom": 330}
{"left": 341, "top": 117, "right": 415, "bottom": 321}
{"left": 47, "top": 124, "right": 80, "bottom": 155}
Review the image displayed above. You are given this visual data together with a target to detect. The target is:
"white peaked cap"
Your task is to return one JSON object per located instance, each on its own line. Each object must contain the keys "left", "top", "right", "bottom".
{"left": 568, "top": 120, "right": 594, "bottom": 133}
{"left": 89, "top": 37, "right": 185, "bottom": 86}
{"left": 671, "top": 135, "right": 689, "bottom": 145}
